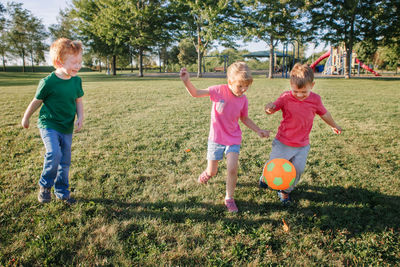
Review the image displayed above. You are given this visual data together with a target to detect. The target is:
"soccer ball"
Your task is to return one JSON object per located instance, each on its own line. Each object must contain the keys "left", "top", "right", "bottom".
{"left": 262, "top": 158, "right": 296, "bottom": 190}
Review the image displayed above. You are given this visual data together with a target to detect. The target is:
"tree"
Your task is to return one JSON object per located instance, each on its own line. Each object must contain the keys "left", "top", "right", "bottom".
{"left": 26, "top": 16, "right": 48, "bottom": 71}
{"left": 308, "top": 0, "right": 385, "bottom": 78}
{"left": 7, "top": 2, "right": 30, "bottom": 72}
{"left": 49, "top": 9, "right": 78, "bottom": 41}
{"left": 0, "top": 2, "right": 7, "bottom": 71}
{"left": 113, "top": 0, "right": 172, "bottom": 77}
{"left": 177, "top": 0, "right": 238, "bottom": 77}
{"left": 72, "top": 0, "right": 124, "bottom": 75}
{"left": 242, "top": 0, "right": 305, "bottom": 78}
{"left": 177, "top": 38, "right": 197, "bottom": 66}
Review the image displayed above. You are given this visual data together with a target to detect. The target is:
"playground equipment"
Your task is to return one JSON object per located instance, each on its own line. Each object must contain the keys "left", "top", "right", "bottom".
{"left": 281, "top": 40, "right": 300, "bottom": 78}
{"left": 310, "top": 46, "right": 381, "bottom": 76}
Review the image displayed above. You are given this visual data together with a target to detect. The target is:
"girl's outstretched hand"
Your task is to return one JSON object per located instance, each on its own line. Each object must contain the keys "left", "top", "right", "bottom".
{"left": 258, "top": 129, "right": 271, "bottom": 138}
{"left": 180, "top": 68, "right": 189, "bottom": 82}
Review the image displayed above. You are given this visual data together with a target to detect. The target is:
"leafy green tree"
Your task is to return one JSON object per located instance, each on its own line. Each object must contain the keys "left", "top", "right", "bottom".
{"left": 0, "top": 2, "right": 7, "bottom": 71}
{"left": 308, "top": 0, "right": 386, "bottom": 78}
{"left": 353, "top": 40, "right": 378, "bottom": 64}
{"left": 112, "top": 0, "right": 171, "bottom": 77}
{"left": 7, "top": 2, "right": 31, "bottom": 72}
{"left": 26, "top": 16, "right": 48, "bottom": 72}
{"left": 72, "top": 0, "right": 124, "bottom": 75}
{"left": 242, "top": 0, "right": 305, "bottom": 78}
{"left": 177, "top": 0, "right": 238, "bottom": 77}
{"left": 177, "top": 38, "right": 197, "bottom": 66}
{"left": 49, "top": 9, "right": 78, "bottom": 41}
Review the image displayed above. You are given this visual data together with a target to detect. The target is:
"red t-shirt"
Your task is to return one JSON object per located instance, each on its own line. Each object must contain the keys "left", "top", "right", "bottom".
{"left": 273, "top": 91, "right": 327, "bottom": 147}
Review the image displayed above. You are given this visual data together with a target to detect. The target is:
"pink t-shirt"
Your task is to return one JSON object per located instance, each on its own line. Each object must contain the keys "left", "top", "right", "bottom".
{"left": 274, "top": 91, "right": 327, "bottom": 147}
{"left": 208, "top": 84, "right": 248, "bottom": 145}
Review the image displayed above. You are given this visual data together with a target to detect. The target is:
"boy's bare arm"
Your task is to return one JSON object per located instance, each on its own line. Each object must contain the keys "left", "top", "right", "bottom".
{"left": 320, "top": 112, "right": 342, "bottom": 134}
{"left": 75, "top": 97, "right": 84, "bottom": 133}
{"left": 21, "top": 99, "right": 43, "bottom": 128}
{"left": 240, "top": 116, "right": 271, "bottom": 138}
{"left": 179, "top": 68, "right": 209, "bottom": 97}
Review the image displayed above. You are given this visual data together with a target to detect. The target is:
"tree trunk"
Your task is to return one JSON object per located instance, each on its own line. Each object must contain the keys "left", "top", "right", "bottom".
{"left": 22, "top": 50, "right": 25, "bottom": 73}
{"left": 268, "top": 43, "right": 274, "bottom": 79}
{"left": 196, "top": 27, "right": 202, "bottom": 78}
{"left": 139, "top": 47, "right": 143, "bottom": 77}
{"left": 112, "top": 54, "right": 116, "bottom": 75}
{"left": 2, "top": 54, "right": 6, "bottom": 72}
{"left": 30, "top": 51, "right": 34, "bottom": 72}
{"left": 344, "top": 44, "right": 353, "bottom": 79}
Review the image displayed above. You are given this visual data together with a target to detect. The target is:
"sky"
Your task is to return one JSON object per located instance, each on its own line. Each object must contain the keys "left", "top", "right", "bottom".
{"left": 9, "top": 0, "right": 323, "bottom": 64}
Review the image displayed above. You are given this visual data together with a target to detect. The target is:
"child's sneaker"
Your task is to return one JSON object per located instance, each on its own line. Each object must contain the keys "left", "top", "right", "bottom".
{"left": 38, "top": 186, "right": 51, "bottom": 203}
{"left": 224, "top": 198, "right": 238, "bottom": 213}
{"left": 259, "top": 176, "right": 269, "bottom": 189}
{"left": 277, "top": 190, "right": 291, "bottom": 204}
{"left": 198, "top": 170, "right": 212, "bottom": 184}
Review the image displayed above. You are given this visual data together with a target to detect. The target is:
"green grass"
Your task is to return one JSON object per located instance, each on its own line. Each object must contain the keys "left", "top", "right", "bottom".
{"left": 1, "top": 72, "right": 400, "bottom": 266}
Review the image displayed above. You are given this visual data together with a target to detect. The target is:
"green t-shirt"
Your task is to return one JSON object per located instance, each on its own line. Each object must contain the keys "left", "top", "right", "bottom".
{"left": 35, "top": 72, "right": 84, "bottom": 134}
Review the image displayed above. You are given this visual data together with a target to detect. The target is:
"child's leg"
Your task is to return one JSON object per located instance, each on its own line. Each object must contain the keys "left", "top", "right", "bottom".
{"left": 225, "top": 152, "right": 239, "bottom": 199}
{"left": 39, "top": 128, "right": 62, "bottom": 188}
{"left": 54, "top": 132, "right": 73, "bottom": 200}
{"left": 206, "top": 160, "right": 219, "bottom": 176}
{"left": 284, "top": 144, "right": 310, "bottom": 193}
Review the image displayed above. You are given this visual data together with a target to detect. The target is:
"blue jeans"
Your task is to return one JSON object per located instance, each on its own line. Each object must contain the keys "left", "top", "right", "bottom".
{"left": 39, "top": 128, "right": 73, "bottom": 200}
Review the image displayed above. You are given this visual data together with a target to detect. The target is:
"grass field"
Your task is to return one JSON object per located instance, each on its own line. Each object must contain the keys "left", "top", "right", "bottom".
{"left": 1, "top": 72, "right": 400, "bottom": 266}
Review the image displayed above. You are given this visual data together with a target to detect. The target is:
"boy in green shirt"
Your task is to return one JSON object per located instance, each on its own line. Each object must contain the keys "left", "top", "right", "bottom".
{"left": 21, "top": 38, "right": 84, "bottom": 204}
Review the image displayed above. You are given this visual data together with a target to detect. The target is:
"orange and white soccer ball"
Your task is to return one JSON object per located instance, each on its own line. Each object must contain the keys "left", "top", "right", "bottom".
{"left": 262, "top": 158, "right": 296, "bottom": 190}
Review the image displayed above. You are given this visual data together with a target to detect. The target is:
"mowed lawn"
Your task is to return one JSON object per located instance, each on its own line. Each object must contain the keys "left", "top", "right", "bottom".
{"left": 1, "top": 72, "right": 399, "bottom": 266}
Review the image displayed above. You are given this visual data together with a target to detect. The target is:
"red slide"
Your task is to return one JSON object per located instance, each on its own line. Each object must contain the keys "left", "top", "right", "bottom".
{"left": 310, "top": 50, "right": 331, "bottom": 70}
{"left": 355, "top": 58, "right": 381, "bottom": 76}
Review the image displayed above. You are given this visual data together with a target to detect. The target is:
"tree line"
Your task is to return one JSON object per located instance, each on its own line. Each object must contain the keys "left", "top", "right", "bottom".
{"left": 0, "top": 0, "right": 398, "bottom": 78}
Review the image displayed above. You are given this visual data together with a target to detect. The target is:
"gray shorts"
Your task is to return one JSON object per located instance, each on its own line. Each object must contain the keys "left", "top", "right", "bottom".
{"left": 207, "top": 140, "right": 240, "bottom": 161}
{"left": 268, "top": 138, "right": 310, "bottom": 193}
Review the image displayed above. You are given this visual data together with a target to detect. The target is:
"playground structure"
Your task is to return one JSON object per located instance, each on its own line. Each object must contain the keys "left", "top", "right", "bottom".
{"left": 310, "top": 46, "right": 381, "bottom": 76}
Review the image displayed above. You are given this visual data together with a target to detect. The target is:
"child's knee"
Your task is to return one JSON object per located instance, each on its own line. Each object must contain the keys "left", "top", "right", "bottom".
{"left": 45, "top": 150, "right": 61, "bottom": 165}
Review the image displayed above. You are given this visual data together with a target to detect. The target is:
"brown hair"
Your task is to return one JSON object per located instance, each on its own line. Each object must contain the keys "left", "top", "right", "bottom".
{"left": 227, "top": 61, "right": 253, "bottom": 86}
{"left": 290, "top": 63, "right": 314, "bottom": 88}
{"left": 50, "top": 38, "right": 83, "bottom": 67}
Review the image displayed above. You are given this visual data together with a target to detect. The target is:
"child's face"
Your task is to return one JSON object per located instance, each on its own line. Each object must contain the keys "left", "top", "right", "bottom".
{"left": 228, "top": 80, "right": 250, "bottom": 97}
{"left": 290, "top": 82, "right": 314, "bottom": 101}
{"left": 58, "top": 52, "right": 82, "bottom": 78}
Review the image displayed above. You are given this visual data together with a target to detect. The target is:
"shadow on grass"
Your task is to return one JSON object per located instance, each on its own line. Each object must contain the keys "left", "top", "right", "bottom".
{"left": 79, "top": 183, "right": 400, "bottom": 237}
{"left": 291, "top": 185, "right": 400, "bottom": 235}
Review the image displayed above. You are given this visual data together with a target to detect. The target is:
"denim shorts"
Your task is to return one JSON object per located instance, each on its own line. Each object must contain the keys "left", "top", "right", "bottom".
{"left": 207, "top": 140, "right": 240, "bottom": 160}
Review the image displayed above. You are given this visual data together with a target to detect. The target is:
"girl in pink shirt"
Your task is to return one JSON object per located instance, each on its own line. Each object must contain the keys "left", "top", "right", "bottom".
{"left": 260, "top": 63, "right": 342, "bottom": 204}
{"left": 180, "top": 62, "right": 270, "bottom": 212}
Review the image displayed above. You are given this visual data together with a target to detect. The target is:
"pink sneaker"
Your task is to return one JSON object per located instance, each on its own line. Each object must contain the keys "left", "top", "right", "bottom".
{"left": 224, "top": 198, "right": 238, "bottom": 213}
{"left": 198, "top": 170, "right": 212, "bottom": 184}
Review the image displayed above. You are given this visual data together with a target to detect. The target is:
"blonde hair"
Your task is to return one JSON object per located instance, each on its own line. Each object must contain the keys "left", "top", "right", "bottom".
{"left": 50, "top": 38, "right": 83, "bottom": 67}
{"left": 290, "top": 63, "right": 314, "bottom": 88}
{"left": 227, "top": 61, "right": 253, "bottom": 86}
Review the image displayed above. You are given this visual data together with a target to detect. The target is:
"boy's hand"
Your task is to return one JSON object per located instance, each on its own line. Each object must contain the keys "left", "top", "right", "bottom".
{"left": 75, "top": 118, "right": 83, "bottom": 133}
{"left": 332, "top": 126, "right": 342, "bottom": 135}
{"left": 180, "top": 68, "right": 189, "bottom": 82}
{"left": 265, "top": 103, "right": 276, "bottom": 114}
{"left": 258, "top": 129, "right": 271, "bottom": 138}
{"left": 21, "top": 117, "right": 29, "bottom": 129}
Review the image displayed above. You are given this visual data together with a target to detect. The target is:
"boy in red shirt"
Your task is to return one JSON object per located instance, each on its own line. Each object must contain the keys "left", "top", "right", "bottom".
{"left": 259, "top": 63, "right": 342, "bottom": 204}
